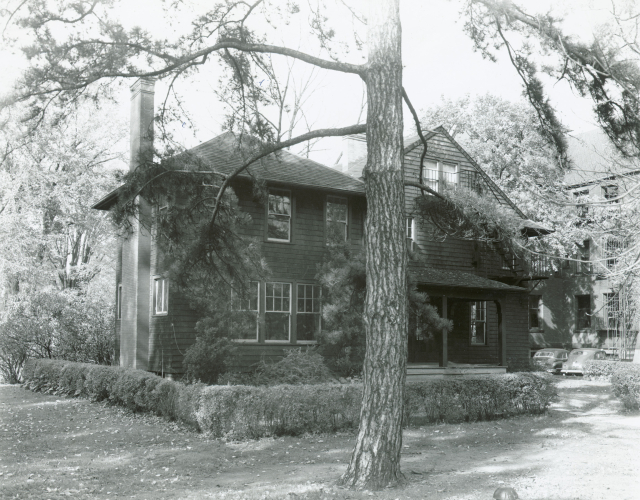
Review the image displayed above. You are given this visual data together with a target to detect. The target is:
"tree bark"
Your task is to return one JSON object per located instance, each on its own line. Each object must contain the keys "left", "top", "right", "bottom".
{"left": 339, "top": 0, "right": 407, "bottom": 490}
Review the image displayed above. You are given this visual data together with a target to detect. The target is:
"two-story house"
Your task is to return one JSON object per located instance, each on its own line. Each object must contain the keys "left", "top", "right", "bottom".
{"left": 525, "top": 130, "right": 639, "bottom": 360}
{"left": 94, "top": 79, "right": 538, "bottom": 379}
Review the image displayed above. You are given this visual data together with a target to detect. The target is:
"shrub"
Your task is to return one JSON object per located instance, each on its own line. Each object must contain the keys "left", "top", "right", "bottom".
{"left": 253, "top": 349, "right": 335, "bottom": 386}
{"left": 404, "top": 373, "right": 557, "bottom": 424}
{"left": 611, "top": 363, "right": 640, "bottom": 410}
{"left": 583, "top": 360, "right": 619, "bottom": 380}
{"left": 22, "top": 359, "right": 558, "bottom": 439}
{"left": 182, "top": 318, "right": 238, "bottom": 384}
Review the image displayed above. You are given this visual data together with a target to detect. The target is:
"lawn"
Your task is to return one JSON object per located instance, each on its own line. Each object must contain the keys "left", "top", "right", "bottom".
{"left": 1, "top": 379, "right": 639, "bottom": 499}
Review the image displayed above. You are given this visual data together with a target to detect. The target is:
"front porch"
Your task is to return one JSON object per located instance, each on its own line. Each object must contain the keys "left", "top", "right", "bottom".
{"left": 407, "top": 362, "right": 507, "bottom": 381}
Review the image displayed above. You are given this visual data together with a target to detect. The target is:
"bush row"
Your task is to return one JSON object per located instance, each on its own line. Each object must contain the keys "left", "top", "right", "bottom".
{"left": 22, "top": 359, "right": 557, "bottom": 439}
{"left": 611, "top": 363, "right": 640, "bottom": 410}
{"left": 583, "top": 360, "right": 620, "bottom": 380}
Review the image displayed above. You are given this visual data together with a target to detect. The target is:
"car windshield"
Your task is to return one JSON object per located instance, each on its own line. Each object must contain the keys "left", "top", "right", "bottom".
{"left": 535, "top": 352, "right": 553, "bottom": 357}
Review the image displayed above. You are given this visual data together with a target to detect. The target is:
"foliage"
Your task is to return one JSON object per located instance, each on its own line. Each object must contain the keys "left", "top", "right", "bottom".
{"left": 611, "top": 363, "right": 640, "bottom": 410}
{"left": 583, "top": 360, "right": 621, "bottom": 380}
{"left": 22, "top": 358, "right": 557, "bottom": 439}
{"left": 0, "top": 103, "right": 123, "bottom": 294}
{"left": 22, "top": 358, "right": 202, "bottom": 429}
{"left": 404, "top": 373, "right": 557, "bottom": 424}
{"left": 0, "top": 288, "right": 115, "bottom": 383}
{"left": 316, "top": 246, "right": 451, "bottom": 377}
{"left": 182, "top": 317, "right": 239, "bottom": 385}
{"left": 253, "top": 349, "right": 335, "bottom": 386}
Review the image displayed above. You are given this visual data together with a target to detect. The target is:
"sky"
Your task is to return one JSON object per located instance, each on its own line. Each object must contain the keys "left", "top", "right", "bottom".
{"left": 0, "top": 0, "right": 623, "bottom": 167}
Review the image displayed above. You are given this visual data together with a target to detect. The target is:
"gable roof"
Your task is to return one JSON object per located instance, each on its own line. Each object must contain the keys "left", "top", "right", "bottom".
{"left": 403, "top": 126, "right": 527, "bottom": 219}
{"left": 188, "top": 132, "right": 365, "bottom": 195}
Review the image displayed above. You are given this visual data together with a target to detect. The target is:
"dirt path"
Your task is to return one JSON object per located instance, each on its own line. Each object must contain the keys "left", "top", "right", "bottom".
{"left": 1, "top": 379, "right": 639, "bottom": 500}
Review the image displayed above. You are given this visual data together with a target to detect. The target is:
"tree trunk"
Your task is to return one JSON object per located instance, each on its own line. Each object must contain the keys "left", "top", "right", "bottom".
{"left": 339, "top": 0, "right": 407, "bottom": 490}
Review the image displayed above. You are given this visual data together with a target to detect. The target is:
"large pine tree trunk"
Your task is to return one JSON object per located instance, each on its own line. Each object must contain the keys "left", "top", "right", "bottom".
{"left": 339, "top": 0, "right": 407, "bottom": 490}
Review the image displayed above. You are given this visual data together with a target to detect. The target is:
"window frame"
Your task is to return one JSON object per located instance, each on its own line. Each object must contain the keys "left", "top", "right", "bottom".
{"left": 573, "top": 189, "right": 589, "bottom": 217}
{"left": 267, "top": 188, "right": 292, "bottom": 242}
{"left": 406, "top": 216, "right": 415, "bottom": 251}
{"left": 602, "top": 185, "right": 619, "bottom": 203}
{"left": 296, "top": 284, "right": 322, "bottom": 343}
{"left": 421, "top": 159, "right": 459, "bottom": 193}
{"left": 529, "top": 295, "right": 542, "bottom": 331}
{"left": 470, "top": 301, "right": 487, "bottom": 346}
{"left": 576, "top": 294, "right": 591, "bottom": 331}
{"left": 153, "top": 277, "right": 169, "bottom": 316}
{"left": 230, "top": 281, "right": 260, "bottom": 342}
{"left": 265, "top": 281, "right": 292, "bottom": 342}
{"left": 326, "top": 195, "right": 348, "bottom": 244}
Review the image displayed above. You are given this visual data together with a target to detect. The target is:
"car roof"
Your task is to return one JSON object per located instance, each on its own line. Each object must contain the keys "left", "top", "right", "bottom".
{"left": 538, "top": 348, "right": 568, "bottom": 353}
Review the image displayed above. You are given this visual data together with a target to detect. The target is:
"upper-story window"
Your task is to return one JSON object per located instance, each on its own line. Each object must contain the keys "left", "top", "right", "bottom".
{"left": 422, "top": 160, "right": 458, "bottom": 193}
{"left": 573, "top": 189, "right": 589, "bottom": 217}
{"left": 154, "top": 277, "right": 168, "bottom": 315}
{"left": 326, "top": 196, "right": 348, "bottom": 244}
{"left": 267, "top": 189, "right": 291, "bottom": 242}
{"left": 406, "top": 217, "right": 415, "bottom": 251}
{"left": 603, "top": 185, "right": 619, "bottom": 203}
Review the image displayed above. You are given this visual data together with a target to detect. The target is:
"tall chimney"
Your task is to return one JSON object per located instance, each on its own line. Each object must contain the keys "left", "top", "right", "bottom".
{"left": 129, "top": 78, "right": 155, "bottom": 171}
{"left": 339, "top": 134, "right": 368, "bottom": 179}
{"left": 120, "top": 78, "right": 154, "bottom": 371}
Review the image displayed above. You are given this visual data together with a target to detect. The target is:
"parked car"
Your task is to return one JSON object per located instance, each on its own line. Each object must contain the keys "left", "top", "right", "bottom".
{"left": 532, "top": 349, "right": 570, "bottom": 374}
{"left": 561, "top": 348, "right": 608, "bottom": 375}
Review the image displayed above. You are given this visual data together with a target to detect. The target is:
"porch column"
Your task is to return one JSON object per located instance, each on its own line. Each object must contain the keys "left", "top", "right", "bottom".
{"left": 442, "top": 295, "right": 448, "bottom": 368}
{"left": 495, "top": 298, "right": 507, "bottom": 367}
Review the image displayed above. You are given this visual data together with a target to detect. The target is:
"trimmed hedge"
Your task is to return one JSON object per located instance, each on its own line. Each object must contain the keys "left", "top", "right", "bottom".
{"left": 404, "top": 373, "right": 556, "bottom": 424}
{"left": 611, "top": 363, "right": 640, "bottom": 410}
{"left": 583, "top": 360, "right": 620, "bottom": 380}
{"left": 22, "top": 359, "right": 557, "bottom": 439}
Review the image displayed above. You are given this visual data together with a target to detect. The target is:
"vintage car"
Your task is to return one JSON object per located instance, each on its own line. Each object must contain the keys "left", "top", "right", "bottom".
{"left": 532, "top": 349, "right": 569, "bottom": 374}
{"left": 561, "top": 348, "right": 608, "bottom": 375}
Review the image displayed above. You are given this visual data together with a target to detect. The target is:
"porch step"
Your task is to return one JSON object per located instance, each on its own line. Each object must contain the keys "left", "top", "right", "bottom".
{"left": 407, "top": 365, "right": 506, "bottom": 381}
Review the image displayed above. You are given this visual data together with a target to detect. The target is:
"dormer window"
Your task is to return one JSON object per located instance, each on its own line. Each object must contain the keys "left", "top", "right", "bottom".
{"left": 603, "top": 185, "right": 619, "bottom": 203}
{"left": 267, "top": 189, "right": 291, "bottom": 242}
{"left": 422, "top": 160, "right": 458, "bottom": 193}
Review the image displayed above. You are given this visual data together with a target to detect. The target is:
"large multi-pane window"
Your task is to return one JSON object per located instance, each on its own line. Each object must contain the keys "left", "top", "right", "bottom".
{"left": 576, "top": 295, "right": 591, "bottom": 330}
{"left": 231, "top": 282, "right": 259, "bottom": 341}
{"left": 422, "top": 160, "right": 458, "bottom": 193}
{"left": 267, "top": 189, "right": 291, "bottom": 241}
{"left": 265, "top": 282, "right": 291, "bottom": 341}
{"left": 529, "top": 295, "right": 542, "bottom": 330}
{"left": 297, "top": 284, "right": 321, "bottom": 342}
{"left": 605, "top": 237, "right": 622, "bottom": 269}
{"left": 154, "top": 277, "right": 168, "bottom": 315}
{"left": 604, "top": 292, "right": 620, "bottom": 339}
{"left": 573, "top": 189, "right": 589, "bottom": 217}
{"left": 326, "top": 196, "right": 348, "bottom": 244}
{"left": 470, "top": 301, "right": 487, "bottom": 345}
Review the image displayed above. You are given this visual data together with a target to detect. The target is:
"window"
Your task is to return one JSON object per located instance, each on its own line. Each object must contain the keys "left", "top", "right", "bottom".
{"left": 265, "top": 282, "right": 291, "bottom": 341}
{"left": 470, "top": 301, "right": 487, "bottom": 345}
{"left": 573, "top": 189, "right": 589, "bottom": 217}
{"left": 326, "top": 196, "right": 348, "bottom": 244}
{"left": 603, "top": 185, "right": 619, "bottom": 203}
{"left": 231, "top": 282, "right": 259, "bottom": 341}
{"left": 297, "top": 284, "right": 321, "bottom": 342}
{"left": 406, "top": 217, "right": 415, "bottom": 251}
{"left": 576, "top": 295, "right": 591, "bottom": 330}
{"left": 422, "top": 160, "right": 458, "bottom": 193}
{"left": 116, "top": 284, "right": 122, "bottom": 320}
{"left": 577, "top": 240, "right": 591, "bottom": 273}
{"left": 605, "top": 238, "right": 621, "bottom": 269}
{"left": 154, "top": 277, "right": 168, "bottom": 315}
{"left": 529, "top": 295, "right": 542, "bottom": 330}
{"left": 604, "top": 292, "right": 620, "bottom": 338}
{"left": 267, "top": 189, "right": 291, "bottom": 241}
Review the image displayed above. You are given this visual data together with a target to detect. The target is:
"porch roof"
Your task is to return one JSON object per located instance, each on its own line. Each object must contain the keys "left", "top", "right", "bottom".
{"left": 411, "top": 267, "right": 527, "bottom": 293}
